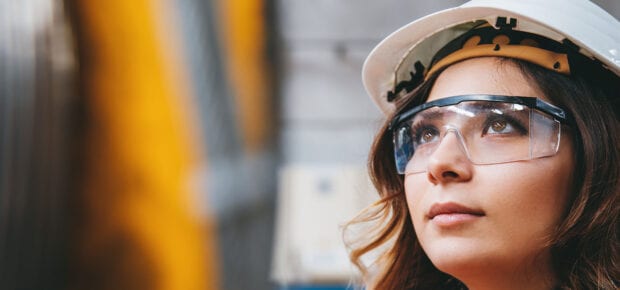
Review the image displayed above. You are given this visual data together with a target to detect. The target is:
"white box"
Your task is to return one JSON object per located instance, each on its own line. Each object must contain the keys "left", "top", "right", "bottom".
{"left": 271, "top": 165, "right": 378, "bottom": 284}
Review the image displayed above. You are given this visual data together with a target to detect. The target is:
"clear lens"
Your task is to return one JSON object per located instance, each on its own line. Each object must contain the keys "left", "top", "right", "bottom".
{"left": 393, "top": 100, "right": 562, "bottom": 174}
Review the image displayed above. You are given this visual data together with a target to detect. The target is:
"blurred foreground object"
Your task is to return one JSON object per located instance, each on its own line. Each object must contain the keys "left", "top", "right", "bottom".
{"left": 0, "top": 0, "right": 75, "bottom": 288}
{"left": 1, "top": 0, "right": 219, "bottom": 288}
{"left": 69, "top": 0, "right": 218, "bottom": 289}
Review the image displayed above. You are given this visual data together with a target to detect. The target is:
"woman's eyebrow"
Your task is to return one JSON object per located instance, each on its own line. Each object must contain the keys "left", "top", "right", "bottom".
{"left": 460, "top": 101, "right": 510, "bottom": 110}
{"left": 416, "top": 108, "right": 445, "bottom": 120}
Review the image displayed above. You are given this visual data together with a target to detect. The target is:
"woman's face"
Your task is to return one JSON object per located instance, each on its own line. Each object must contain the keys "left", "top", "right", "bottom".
{"left": 404, "top": 57, "right": 575, "bottom": 285}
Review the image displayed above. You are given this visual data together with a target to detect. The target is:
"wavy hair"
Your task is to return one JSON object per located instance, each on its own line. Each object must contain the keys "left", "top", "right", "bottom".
{"left": 345, "top": 58, "right": 619, "bottom": 289}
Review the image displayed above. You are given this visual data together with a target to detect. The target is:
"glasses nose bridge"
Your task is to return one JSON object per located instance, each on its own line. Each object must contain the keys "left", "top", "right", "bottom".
{"left": 437, "top": 126, "right": 470, "bottom": 157}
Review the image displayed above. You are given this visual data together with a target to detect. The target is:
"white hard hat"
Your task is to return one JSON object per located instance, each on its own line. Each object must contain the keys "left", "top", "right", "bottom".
{"left": 362, "top": 0, "right": 620, "bottom": 114}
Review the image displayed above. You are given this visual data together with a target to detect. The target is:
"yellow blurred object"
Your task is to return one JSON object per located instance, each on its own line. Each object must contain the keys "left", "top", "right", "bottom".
{"left": 71, "top": 0, "right": 218, "bottom": 289}
{"left": 219, "top": 0, "right": 273, "bottom": 153}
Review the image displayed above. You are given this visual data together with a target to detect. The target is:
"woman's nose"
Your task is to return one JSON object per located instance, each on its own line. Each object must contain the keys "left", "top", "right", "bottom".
{"left": 424, "top": 130, "right": 473, "bottom": 184}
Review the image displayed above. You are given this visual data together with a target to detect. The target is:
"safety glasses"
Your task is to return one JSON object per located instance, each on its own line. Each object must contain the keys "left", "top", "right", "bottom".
{"left": 390, "top": 95, "right": 571, "bottom": 175}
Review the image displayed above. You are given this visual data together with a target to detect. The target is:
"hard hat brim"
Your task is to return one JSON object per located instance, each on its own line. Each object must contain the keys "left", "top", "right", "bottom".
{"left": 363, "top": 0, "right": 620, "bottom": 114}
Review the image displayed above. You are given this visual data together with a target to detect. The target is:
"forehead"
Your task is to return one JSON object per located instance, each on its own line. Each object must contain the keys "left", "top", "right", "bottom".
{"left": 427, "top": 57, "right": 548, "bottom": 103}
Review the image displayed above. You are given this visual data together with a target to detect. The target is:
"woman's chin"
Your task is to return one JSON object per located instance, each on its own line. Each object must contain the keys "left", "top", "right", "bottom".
{"left": 423, "top": 240, "right": 504, "bottom": 278}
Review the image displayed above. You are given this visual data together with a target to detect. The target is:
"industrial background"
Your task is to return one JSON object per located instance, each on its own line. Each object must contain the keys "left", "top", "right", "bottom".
{"left": 0, "top": 0, "right": 618, "bottom": 290}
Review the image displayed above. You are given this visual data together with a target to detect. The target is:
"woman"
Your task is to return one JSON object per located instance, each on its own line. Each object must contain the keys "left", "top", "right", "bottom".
{"left": 347, "top": 0, "right": 619, "bottom": 289}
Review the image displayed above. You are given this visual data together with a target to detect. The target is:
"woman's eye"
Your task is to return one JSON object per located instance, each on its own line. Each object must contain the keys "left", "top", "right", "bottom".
{"left": 483, "top": 117, "right": 525, "bottom": 136}
{"left": 489, "top": 120, "right": 510, "bottom": 133}
{"left": 417, "top": 128, "right": 440, "bottom": 144}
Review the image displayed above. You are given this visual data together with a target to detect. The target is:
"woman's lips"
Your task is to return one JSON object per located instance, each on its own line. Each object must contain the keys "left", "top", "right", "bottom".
{"left": 428, "top": 202, "right": 485, "bottom": 226}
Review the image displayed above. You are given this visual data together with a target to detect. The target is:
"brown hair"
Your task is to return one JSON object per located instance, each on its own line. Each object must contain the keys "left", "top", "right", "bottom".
{"left": 345, "top": 58, "right": 619, "bottom": 289}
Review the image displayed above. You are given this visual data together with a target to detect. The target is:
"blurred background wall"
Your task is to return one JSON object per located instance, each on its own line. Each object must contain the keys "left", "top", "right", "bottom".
{"left": 0, "top": 1, "right": 618, "bottom": 290}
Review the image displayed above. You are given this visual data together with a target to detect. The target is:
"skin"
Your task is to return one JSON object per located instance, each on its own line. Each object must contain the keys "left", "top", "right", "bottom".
{"left": 404, "top": 57, "right": 575, "bottom": 290}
